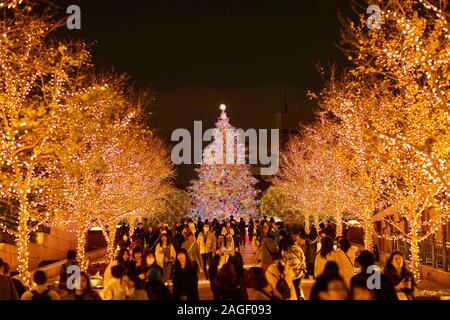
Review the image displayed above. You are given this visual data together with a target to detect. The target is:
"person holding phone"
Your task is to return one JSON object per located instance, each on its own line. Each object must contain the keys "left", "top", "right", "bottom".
{"left": 383, "top": 251, "right": 416, "bottom": 300}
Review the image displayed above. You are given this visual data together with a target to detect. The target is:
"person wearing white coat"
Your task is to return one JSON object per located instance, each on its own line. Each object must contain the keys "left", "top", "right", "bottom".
{"left": 335, "top": 238, "right": 358, "bottom": 287}
{"left": 314, "top": 236, "right": 338, "bottom": 278}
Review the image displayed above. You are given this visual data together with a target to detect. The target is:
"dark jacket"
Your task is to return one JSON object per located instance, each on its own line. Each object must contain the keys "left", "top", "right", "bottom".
{"left": 384, "top": 269, "right": 415, "bottom": 299}
{"left": 351, "top": 271, "right": 398, "bottom": 300}
{"left": 171, "top": 264, "right": 199, "bottom": 300}
{"left": 11, "top": 278, "right": 26, "bottom": 298}
{"left": 59, "top": 259, "right": 78, "bottom": 287}
{"left": 145, "top": 231, "right": 159, "bottom": 250}
{"left": 146, "top": 280, "right": 171, "bottom": 300}
{"left": 0, "top": 275, "right": 19, "bottom": 300}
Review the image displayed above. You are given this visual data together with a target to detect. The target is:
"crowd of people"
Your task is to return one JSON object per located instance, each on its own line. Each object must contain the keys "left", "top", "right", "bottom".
{"left": 0, "top": 216, "right": 417, "bottom": 300}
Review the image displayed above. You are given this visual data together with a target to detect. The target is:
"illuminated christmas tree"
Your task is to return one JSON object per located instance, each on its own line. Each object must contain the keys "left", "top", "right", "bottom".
{"left": 189, "top": 105, "right": 259, "bottom": 221}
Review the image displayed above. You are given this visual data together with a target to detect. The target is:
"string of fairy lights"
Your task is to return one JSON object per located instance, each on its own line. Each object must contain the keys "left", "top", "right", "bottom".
{"left": 1, "top": 0, "right": 449, "bottom": 286}
{"left": 188, "top": 105, "right": 259, "bottom": 221}
{"left": 0, "top": 4, "right": 173, "bottom": 284}
{"left": 272, "top": 0, "right": 450, "bottom": 282}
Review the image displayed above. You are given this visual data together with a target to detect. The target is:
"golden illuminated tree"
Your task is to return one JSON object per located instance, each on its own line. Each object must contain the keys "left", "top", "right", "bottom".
{"left": 97, "top": 128, "right": 173, "bottom": 262}
{"left": 276, "top": 120, "right": 358, "bottom": 236}
{"left": 315, "top": 75, "right": 392, "bottom": 250}
{"left": 338, "top": 0, "right": 450, "bottom": 278}
{"left": 0, "top": 5, "right": 88, "bottom": 283}
{"left": 53, "top": 76, "right": 173, "bottom": 266}
{"left": 260, "top": 184, "right": 297, "bottom": 221}
{"left": 150, "top": 187, "right": 191, "bottom": 226}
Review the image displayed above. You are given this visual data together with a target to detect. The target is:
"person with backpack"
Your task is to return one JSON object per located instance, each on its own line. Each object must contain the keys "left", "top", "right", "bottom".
{"left": 144, "top": 225, "right": 159, "bottom": 251}
{"left": 21, "top": 270, "right": 60, "bottom": 300}
{"left": 265, "top": 253, "right": 297, "bottom": 300}
{"left": 260, "top": 231, "right": 278, "bottom": 271}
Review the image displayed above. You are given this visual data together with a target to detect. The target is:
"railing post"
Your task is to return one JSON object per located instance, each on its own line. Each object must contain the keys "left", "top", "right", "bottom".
{"left": 431, "top": 235, "right": 436, "bottom": 268}
{"left": 443, "top": 225, "right": 448, "bottom": 272}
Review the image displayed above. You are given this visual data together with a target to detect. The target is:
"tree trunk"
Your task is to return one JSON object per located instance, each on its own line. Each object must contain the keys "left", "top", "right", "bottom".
{"left": 76, "top": 227, "right": 87, "bottom": 271}
{"left": 17, "top": 210, "right": 31, "bottom": 285}
{"left": 304, "top": 212, "right": 310, "bottom": 234}
{"left": 362, "top": 216, "right": 374, "bottom": 251}
{"left": 410, "top": 237, "right": 421, "bottom": 282}
{"left": 335, "top": 212, "right": 343, "bottom": 237}
{"left": 443, "top": 224, "right": 448, "bottom": 272}
{"left": 313, "top": 213, "right": 319, "bottom": 229}
{"left": 127, "top": 217, "right": 135, "bottom": 238}
{"left": 103, "top": 223, "right": 117, "bottom": 262}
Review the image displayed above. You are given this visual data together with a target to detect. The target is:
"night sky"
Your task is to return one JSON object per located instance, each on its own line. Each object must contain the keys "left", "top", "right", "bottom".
{"left": 54, "top": 0, "right": 360, "bottom": 187}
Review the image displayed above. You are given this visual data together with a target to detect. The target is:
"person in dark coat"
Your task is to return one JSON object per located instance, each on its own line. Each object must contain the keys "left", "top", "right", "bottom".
{"left": 305, "top": 227, "right": 319, "bottom": 277}
{"left": 144, "top": 226, "right": 159, "bottom": 251}
{"left": 0, "top": 259, "right": 19, "bottom": 300}
{"left": 145, "top": 266, "right": 171, "bottom": 300}
{"left": 383, "top": 251, "right": 416, "bottom": 300}
{"left": 59, "top": 250, "right": 78, "bottom": 289}
{"left": 248, "top": 218, "right": 255, "bottom": 243}
{"left": 133, "top": 223, "right": 146, "bottom": 244}
{"left": 170, "top": 249, "right": 199, "bottom": 300}
{"left": 238, "top": 218, "right": 247, "bottom": 246}
{"left": 2, "top": 262, "right": 25, "bottom": 298}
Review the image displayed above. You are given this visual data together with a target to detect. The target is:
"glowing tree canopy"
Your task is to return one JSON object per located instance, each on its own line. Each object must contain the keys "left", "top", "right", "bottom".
{"left": 189, "top": 105, "right": 259, "bottom": 221}
{"left": 0, "top": 4, "right": 89, "bottom": 284}
{"left": 52, "top": 75, "right": 173, "bottom": 265}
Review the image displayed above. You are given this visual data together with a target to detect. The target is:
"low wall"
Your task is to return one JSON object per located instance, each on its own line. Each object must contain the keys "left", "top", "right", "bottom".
{"left": 0, "top": 228, "right": 77, "bottom": 271}
{"left": 33, "top": 247, "right": 107, "bottom": 283}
